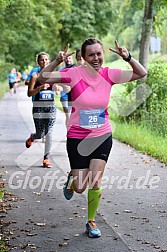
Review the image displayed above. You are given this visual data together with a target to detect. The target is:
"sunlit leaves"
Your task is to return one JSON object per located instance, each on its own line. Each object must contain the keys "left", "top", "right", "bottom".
{"left": 60, "top": 0, "right": 115, "bottom": 47}
{"left": 0, "top": 0, "right": 71, "bottom": 68}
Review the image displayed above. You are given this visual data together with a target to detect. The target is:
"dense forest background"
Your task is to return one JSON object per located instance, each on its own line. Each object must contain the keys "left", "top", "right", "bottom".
{"left": 0, "top": 0, "right": 166, "bottom": 73}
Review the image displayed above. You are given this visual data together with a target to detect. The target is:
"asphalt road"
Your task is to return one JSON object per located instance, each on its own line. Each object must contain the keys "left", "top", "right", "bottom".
{"left": 0, "top": 86, "right": 167, "bottom": 252}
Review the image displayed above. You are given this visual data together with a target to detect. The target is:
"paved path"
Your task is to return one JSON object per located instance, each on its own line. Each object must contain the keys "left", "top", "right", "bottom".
{"left": 0, "top": 86, "right": 167, "bottom": 252}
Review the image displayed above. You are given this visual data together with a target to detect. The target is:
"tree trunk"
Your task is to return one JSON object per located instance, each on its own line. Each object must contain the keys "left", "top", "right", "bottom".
{"left": 139, "top": 0, "right": 154, "bottom": 71}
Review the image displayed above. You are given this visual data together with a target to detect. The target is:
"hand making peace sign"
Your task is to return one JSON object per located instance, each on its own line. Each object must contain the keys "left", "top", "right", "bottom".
{"left": 109, "top": 40, "right": 129, "bottom": 59}
{"left": 56, "top": 43, "right": 75, "bottom": 64}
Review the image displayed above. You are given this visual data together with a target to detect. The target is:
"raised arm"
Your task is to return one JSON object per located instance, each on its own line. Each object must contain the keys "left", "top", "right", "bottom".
{"left": 109, "top": 41, "right": 147, "bottom": 82}
{"left": 38, "top": 44, "right": 75, "bottom": 83}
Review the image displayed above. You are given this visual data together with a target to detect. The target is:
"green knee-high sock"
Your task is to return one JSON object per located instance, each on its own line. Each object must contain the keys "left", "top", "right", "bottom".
{"left": 88, "top": 188, "right": 102, "bottom": 221}
{"left": 70, "top": 180, "right": 75, "bottom": 191}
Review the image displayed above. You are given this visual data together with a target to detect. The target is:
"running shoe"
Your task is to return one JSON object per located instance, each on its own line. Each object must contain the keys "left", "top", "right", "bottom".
{"left": 63, "top": 172, "right": 74, "bottom": 200}
{"left": 85, "top": 220, "right": 101, "bottom": 238}
{"left": 26, "top": 134, "right": 34, "bottom": 148}
{"left": 43, "top": 159, "right": 52, "bottom": 168}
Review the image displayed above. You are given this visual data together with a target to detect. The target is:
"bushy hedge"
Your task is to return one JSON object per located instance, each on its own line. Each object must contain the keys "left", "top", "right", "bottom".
{"left": 144, "top": 62, "right": 167, "bottom": 136}
{"left": 110, "top": 62, "right": 167, "bottom": 137}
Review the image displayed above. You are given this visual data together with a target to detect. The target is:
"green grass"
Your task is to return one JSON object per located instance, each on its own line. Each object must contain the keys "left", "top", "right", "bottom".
{"left": 0, "top": 80, "right": 9, "bottom": 99}
{"left": 0, "top": 191, "right": 4, "bottom": 201}
{"left": 104, "top": 58, "right": 132, "bottom": 69}
{"left": 54, "top": 90, "right": 167, "bottom": 165}
{"left": 0, "top": 241, "right": 9, "bottom": 252}
{"left": 148, "top": 53, "right": 167, "bottom": 62}
{"left": 112, "top": 120, "right": 167, "bottom": 164}
{"left": 55, "top": 90, "right": 167, "bottom": 164}
{"left": 107, "top": 54, "right": 167, "bottom": 164}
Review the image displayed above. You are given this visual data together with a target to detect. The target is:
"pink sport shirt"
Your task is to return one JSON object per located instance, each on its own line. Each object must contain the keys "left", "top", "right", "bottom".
{"left": 60, "top": 65, "right": 127, "bottom": 139}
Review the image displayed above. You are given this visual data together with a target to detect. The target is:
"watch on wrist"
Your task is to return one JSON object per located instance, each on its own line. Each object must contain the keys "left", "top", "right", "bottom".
{"left": 123, "top": 53, "right": 132, "bottom": 62}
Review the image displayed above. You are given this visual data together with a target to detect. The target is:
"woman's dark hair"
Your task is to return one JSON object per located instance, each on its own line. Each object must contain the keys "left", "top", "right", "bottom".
{"left": 81, "top": 38, "right": 103, "bottom": 58}
{"left": 36, "top": 52, "right": 50, "bottom": 64}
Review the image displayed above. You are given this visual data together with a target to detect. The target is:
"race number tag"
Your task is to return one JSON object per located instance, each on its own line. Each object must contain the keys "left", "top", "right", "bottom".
{"left": 80, "top": 109, "right": 105, "bottom": 128}
{"left": 39, "top": 90, "right": 54, "bottom": 101}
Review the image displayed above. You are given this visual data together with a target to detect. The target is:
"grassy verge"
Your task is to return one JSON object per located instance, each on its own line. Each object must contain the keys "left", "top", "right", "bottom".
{"left": 112, "top": 120, "right": 167, "bottom": 164}
{"left": 55, "top": 94, "right": 167, "bottom": 164}
{"left": 0, "top": 80, "right": 8, "bottom": 99}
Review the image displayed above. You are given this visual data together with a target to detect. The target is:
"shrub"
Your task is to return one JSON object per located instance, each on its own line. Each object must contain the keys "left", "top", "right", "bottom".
{"left": 109, "top": 62, "right": 167, "bottom": 137}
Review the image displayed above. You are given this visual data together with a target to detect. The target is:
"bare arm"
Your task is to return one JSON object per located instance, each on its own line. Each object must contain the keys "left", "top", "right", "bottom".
{"left": 109, "top": 41, "right": 147, "bottom": 82}
{"left": 38, "top": 59, "right": 62, "bottom": 83}
{"left": 127, "top": 58, "right": 147, "bottom": 81}
{"left": 27, "top": 73, "right": 50, "bottom": 97}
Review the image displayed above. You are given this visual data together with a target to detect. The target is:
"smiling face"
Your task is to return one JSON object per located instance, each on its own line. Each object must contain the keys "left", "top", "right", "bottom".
{"left": 37, "top": 54, "right": 50, "bottom": 69}
{"left": 65, "top": 55, "right": 73, "bottom": 66}
{"left": 83, "top": 43, "right": 104, "bottom": 72}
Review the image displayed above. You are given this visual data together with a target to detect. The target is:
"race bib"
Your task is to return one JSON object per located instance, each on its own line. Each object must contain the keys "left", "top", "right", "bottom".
{"left": 39, "top": 90, "right": 54, "bottom": 101}
{"left": 80, "top": 109, "right": 105, "bottom": 128}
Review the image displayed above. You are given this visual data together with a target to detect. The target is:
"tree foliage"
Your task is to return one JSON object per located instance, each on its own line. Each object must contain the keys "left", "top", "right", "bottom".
{"left": 0, "top": 0, "right": 71, "bottom": 68}
{"left": 0, "top": 0, "right": 116, "bottom": 70}
{"left": 106, "top": 0, "right": 167, "bottom": 60}
{"left": 59, "top": 0, "right": 115, "bottom": 48}
{"left": 0, "top": 0, "right": 167, "bottom": 73}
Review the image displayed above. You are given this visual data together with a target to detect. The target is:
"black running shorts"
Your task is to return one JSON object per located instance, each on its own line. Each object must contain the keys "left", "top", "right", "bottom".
{"left": 66, "top": 133, "right": 112, "bottom": 169}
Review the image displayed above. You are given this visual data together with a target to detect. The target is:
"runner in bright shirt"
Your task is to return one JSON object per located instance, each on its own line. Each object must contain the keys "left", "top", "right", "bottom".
{"left": 7, "top": 68, "right": 17, "bottom": 95}
{"left": 59, "top": 55, "right": 75, "bottom": 128}
{"left": 75, "top": 48, "right": 84, "bottom": 65}
{"left": 15, "top": 70, "right": 22, "bottom": 88}
{"left": 25, "top": 66, "right": 41, "bottom": 86}
{"left": 59, "top": 49, "right": 84, "bottom": 128}
{"left": 25, "top": 66, "right": 48, "bottom": 143}
{"left": 25, "top": 52, "right": 60, "bottom": 168}
{"left": 38, "top": 39, "right": 147, "bottom": 238}
{"left": 21, "top": 72, "right": 28, "bottom": 84}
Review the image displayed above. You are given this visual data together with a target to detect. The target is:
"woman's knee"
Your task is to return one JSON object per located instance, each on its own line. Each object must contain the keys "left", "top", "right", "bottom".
{"left": 74, "top": 188, "right": 85, "bottom": 194}
{"left": 73, "top": 183, "right": 87, "bottom": 194}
